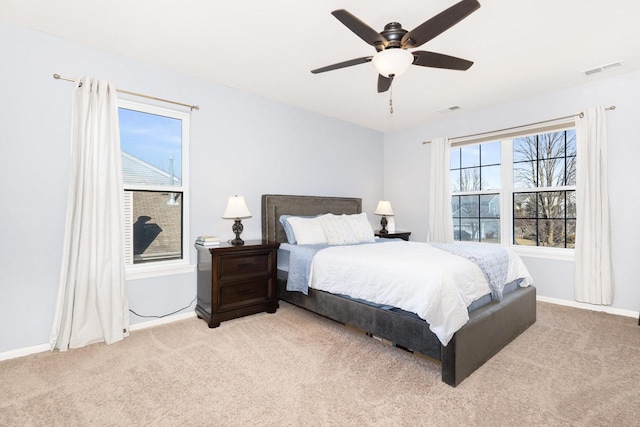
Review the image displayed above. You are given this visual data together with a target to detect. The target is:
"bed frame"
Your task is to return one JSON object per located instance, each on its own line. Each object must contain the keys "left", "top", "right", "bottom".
{"left": 261, "top": 194, "right": 536, "bottom": 386}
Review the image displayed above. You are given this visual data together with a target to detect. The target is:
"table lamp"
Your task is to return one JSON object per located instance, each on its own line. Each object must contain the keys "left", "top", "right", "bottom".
{"left": 374, "top": 200, "right": 394, "bottom": 235}
{"left": 222, "top": 195, "right": 252, "bottom": 245}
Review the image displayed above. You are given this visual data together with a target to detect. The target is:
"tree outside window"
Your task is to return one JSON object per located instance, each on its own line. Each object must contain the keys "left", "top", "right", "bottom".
{"left": 513, "top": 130, "right": 576, "bottom": 248}
{"left": 448, "top": 128, "right": 576, "bottom": 249}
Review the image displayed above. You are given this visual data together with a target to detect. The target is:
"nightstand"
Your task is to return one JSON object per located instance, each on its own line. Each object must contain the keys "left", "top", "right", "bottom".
{"left": 374, "top": 230, "right": 411, "bottom": 241}
{"left": 195, "top": 240, "right": 279, "bottom": 328}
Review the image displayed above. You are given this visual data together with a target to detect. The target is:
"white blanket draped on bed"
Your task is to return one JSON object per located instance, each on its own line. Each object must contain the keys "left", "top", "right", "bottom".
{"left": 308, "top": 241, "right": 531, "bottom": 346}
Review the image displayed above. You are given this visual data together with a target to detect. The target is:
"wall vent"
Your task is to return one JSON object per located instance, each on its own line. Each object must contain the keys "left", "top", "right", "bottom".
{"left": 584, "top": 61, "right": 623, "bottom": 76}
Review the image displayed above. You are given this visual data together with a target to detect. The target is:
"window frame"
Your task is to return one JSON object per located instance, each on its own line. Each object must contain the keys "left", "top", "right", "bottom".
{"left": 450, "top": 121, "right": 576, "bottom": 261}
{"left": 118, "top": 99, "right": 194, "bottom": 280}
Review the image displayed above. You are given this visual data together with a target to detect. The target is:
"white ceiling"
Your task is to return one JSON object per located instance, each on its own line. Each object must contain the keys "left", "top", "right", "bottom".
{"left": 3, "top": 0, "right": 639, "bottom": 132}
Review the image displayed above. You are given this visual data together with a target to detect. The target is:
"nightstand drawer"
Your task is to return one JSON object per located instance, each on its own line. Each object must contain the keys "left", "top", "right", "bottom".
{"left": 219, "top": 280, "right": 268, "bottom": 308}
{"left": 218, "top": 253, "right": 270, "bottom": 280}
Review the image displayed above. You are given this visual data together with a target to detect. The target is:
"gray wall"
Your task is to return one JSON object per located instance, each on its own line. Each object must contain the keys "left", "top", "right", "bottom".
{"left": 384, "top": 69, "right": 640, "bottom": 313}
{"left": 0, "top": 21, "right": 384, "bottom": 353}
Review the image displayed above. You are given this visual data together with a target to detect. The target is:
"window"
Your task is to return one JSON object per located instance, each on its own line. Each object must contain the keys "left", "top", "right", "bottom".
{"left": 119, "top": 100, "right": 191, "bottom": 277}
{"left": 449, "top": 126, "right": 576, "bottom": 255}
{"left": 512, "top": 131, "right": 576, "bottom": 248}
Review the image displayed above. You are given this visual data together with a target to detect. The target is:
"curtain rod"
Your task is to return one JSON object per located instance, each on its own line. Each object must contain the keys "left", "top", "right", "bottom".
{"left": 422, "top": 105, "right": 616, "bottom": 145}
{"left": 53, "top": 74, "right": 200, "bottom": 111}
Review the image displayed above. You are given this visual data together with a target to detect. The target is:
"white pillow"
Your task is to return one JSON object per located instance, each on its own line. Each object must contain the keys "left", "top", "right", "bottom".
{"left": 348, "top": 213, "right": 375, "bottom": 243}
{"left": 286, "top": 216, "right": 327, "bottom": 245}
{"left": 319, "top": 214, "right": 358, "bottom": 245}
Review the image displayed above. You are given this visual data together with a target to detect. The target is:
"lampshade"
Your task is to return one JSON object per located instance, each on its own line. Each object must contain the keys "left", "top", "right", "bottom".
{"left": 372, "top": 49, "right": 414, "bottom": 78}
{"left": 374, "top": 200, "right": 394, "bottom": 216}
{"left": 222, "top": 195, "right": 252, "bottom": 219}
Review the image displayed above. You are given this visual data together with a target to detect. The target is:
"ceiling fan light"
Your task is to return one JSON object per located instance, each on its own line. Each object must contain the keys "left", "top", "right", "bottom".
{"left": 372, "top": 49, "right": 414, "bottom": 78}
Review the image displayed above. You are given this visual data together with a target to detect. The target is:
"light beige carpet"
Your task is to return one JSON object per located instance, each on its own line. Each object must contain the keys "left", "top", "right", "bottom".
{"left": 1, "top": 301, "right": 639, "bottom": 426}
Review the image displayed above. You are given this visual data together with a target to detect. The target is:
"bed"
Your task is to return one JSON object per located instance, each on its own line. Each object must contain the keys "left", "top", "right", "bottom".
{"left": 261, "top": 194, "right": 536, "bottom": 387}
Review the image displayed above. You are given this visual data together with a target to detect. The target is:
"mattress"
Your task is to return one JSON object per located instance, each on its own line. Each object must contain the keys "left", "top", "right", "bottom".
{"left": 278, "top": 266, "right": 521, "bottom": 314}
{"left": 277, "top": 240, "right": 532, "bottom": 345}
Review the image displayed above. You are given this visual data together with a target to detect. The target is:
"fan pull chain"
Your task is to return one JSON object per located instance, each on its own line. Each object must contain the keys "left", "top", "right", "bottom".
{"left": 389, "top": 85, "right": 394, "bottom": 114}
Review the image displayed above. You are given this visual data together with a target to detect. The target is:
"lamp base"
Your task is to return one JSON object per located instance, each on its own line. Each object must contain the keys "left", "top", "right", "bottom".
{"left": 379, "top": 215, "right": 389, "bottom": 235}
{"left": 230, "top": 237, "right": 245, "bottom": 245}
{"left": 231, "top": 219, "right": 245, "bottom": 245}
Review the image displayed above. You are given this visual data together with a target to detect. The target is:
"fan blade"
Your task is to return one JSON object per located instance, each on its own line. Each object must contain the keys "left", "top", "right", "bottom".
{"left": 377, "top": 74, "right": 393, "bottom": 93}
{"left": 412, "top": 51, "right": 473, "bottom": 70}
{"left": 311, "top": 56, "right": 373, "bottom": 74}
{"left": 401, "top": 0, "right": 480, "bottom": 48}
{"left": 332, "top": 9, "right": 388, "bottom": 48}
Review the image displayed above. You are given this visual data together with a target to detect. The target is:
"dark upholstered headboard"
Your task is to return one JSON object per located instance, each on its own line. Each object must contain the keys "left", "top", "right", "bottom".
{"left": 261, "top": 194, "right": 362, "bottom": 243}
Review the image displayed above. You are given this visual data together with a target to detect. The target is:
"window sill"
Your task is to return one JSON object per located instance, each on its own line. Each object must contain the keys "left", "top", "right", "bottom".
{"left": 510, "top": 245, "right": 575, "bottom": 261}
{"left": 126, "top": 262, "right": 195, "bottom": 281}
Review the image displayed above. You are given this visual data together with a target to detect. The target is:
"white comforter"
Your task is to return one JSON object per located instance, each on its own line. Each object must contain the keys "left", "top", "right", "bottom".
{"left": 308, "top": 241, "right": 531, "bottom": 346}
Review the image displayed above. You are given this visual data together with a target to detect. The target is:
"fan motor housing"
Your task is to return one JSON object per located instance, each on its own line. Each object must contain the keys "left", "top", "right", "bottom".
{"left": 380, "top": 22, "right": 408, "bottom": 49}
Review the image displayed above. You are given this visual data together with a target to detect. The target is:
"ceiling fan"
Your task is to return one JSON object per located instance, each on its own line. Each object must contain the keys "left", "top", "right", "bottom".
{"left": 311, "top": 0, "right": 481, "bottom": 93}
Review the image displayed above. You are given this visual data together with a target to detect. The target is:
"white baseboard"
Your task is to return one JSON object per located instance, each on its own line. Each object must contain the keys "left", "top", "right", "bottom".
{"left": 536, "top": 295, "right": 639, "bottom": 319}
{"left": 0, "top": 311, "right": 197, "bottom": 363}
{"left": 0, "top": 343, "right": 51, "bottom": 362}
{"left": 129, "top": 311, "right": 197, "bottom": 332}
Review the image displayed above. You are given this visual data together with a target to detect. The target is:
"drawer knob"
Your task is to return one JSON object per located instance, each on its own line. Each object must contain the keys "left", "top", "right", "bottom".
{"left": 238, "top": 262, "right": 255, "bottom": 268}
{"left": 239, "top": 289, "right": 256, "bottom": 296}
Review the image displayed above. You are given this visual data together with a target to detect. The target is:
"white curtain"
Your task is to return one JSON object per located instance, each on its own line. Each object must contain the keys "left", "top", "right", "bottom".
{"left": 574, "top": 106, "right": 613, "bottom": 305}
{"left": 50, "top": 77, "right": 129, "bottom": 351}
{"left": 428, "top": 137, "right": 454, "bottom": 243}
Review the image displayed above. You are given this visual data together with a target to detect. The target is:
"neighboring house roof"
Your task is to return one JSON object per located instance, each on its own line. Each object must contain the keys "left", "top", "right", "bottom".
{"left": 122, "top": 151, "right": 180, "bottom": 187}
{"left": 121, "top": 152, "right": 182, "bottom": 262}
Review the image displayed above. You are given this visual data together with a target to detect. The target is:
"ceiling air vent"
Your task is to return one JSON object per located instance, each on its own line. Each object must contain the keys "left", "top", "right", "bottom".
{"left": 438, "top": 105, "right": 462, "bottom": 114}
{"left": 583, "top": 61, "right": 623, "bottom": 76}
